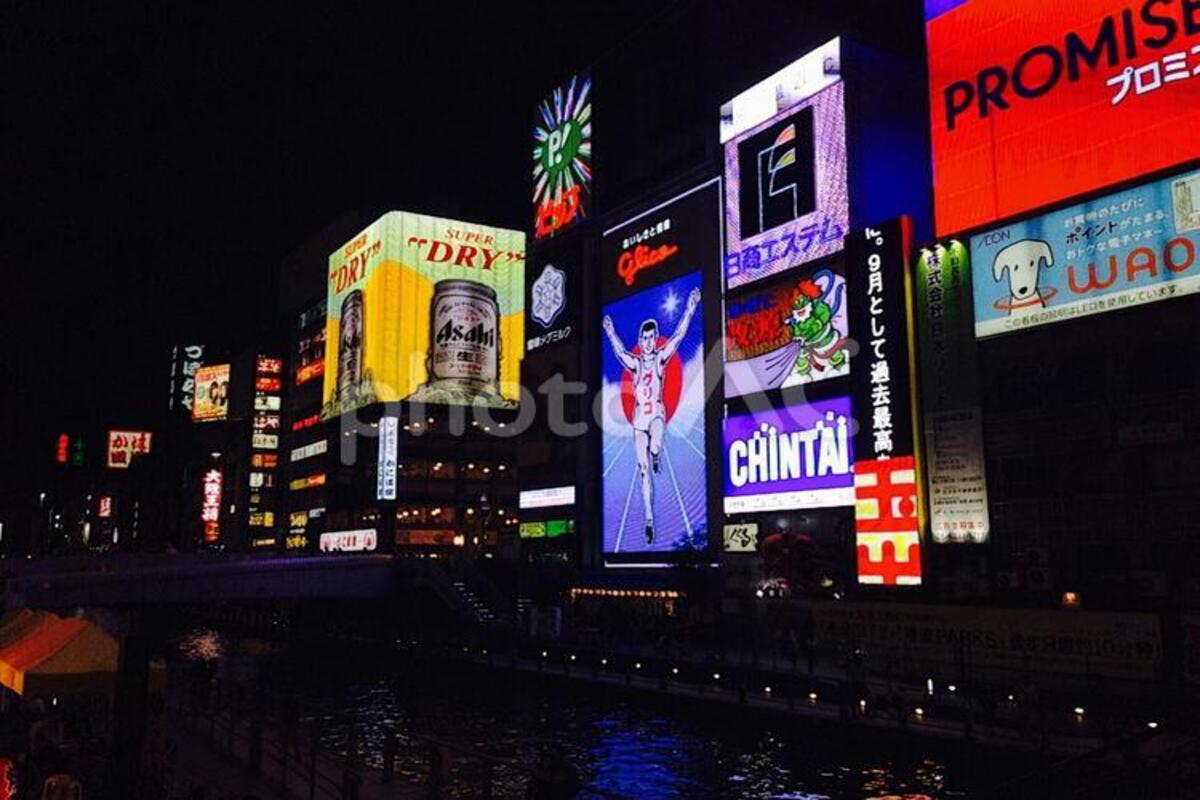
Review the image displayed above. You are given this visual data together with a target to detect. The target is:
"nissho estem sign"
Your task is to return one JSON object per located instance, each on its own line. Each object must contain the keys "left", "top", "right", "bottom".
{"left": 970, "top": 168, "right": 1200, "bottom": 338}
{"left": 927, "top": 0, "right": 1200, "bottom": 235}
{"left": 321, "top": 212, "right": 526, "bottom": 417}
{"left": 721, "top": 38, "right": 848, "bottom": 290}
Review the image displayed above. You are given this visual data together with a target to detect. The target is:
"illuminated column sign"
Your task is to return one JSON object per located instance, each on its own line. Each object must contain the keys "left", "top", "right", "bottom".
{"left": 248, "top": 355, "right": 283, "bottom": 545}
{"left": 846, "top": 218, "right": 924, "bottom": 587}
{"left": 533, "top": 73, "right": 592, "bottom": 240}
{"left": 202, "top": 466, "right": 223, "bottom": 544}
{"left": 915, "top": 241, "right": 990, "bottom": 544}
{"left": 376, "top": 416, "right": 398, "bottom": 501}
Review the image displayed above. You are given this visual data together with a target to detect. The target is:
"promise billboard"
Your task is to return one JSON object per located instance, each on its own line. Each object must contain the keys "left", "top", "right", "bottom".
{"left": 321, "top": 212, "right": 526, "bottom": 417}
{"left": 927, "top": 0, "right": 1200, "bottom": 235}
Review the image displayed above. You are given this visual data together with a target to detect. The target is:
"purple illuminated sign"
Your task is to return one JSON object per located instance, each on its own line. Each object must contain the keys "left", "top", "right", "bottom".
{"left": 723, "top": 80, "right": 848, "bottom": 290}
{"left": 723, "top": 396, "right": 855, "bottom": 514}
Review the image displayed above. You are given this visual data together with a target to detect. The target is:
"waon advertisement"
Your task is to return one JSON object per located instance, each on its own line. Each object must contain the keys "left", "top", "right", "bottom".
{"left": 927, "top": 0, "right": 1200, "bottom": 236}
{"left": 533, "top": 73, "right": 592, "bottom": 241}
{"left": 321, "top": 212, "right": 526, "bottom": 418}
{"left": 721, "top": 38, "right": 848, "bottom": 290}
{"left": 970, "top": 168, "right": 1200, "bottom": 337}
{"left": 846, "top": 218, "right": 925, "bottom": 587}
{"left": 598, "top": 179, "right": 721, "bottom": 559}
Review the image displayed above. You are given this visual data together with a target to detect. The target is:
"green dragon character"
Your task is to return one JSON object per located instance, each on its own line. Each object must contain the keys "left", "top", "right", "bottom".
{"left": 784, "top": 269, "right": 847, "bottom": 379}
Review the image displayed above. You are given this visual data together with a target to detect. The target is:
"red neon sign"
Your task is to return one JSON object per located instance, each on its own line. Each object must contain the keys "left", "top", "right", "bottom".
{"left": 616, "top": 242, "right": 679, "bottom": 287}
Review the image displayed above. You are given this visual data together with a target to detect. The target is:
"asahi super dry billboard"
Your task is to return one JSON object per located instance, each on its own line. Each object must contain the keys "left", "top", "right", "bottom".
{"left": 322, "top": 212, "right": 526, "bottom": 417}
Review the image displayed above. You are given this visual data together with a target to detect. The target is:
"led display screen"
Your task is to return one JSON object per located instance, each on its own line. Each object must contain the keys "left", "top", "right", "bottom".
{"left": 927, "top": 0, "right": 1200, "bottom": 235}
{"left": 192, "top": 364, "right": 230, "bottom": 422}
{"left": 722, "top": 39, "right": 848, "bottom": 290}
{"left": 724, "top": 261, "right": 849, "bottom": 398}
{"left": 322, "top": 212, "right": 526, "bottom": 417}
{"left": 600, "top": 270, "right": 707, "bottom": 554}
{"left": 533, "top": 73, "right": 592, "bottom": 240}
{"left": 970, "top": 168, "right": 1200, "bottom": 337}
{"left": 723, "top": 396, "right": 855, "bottom": 514}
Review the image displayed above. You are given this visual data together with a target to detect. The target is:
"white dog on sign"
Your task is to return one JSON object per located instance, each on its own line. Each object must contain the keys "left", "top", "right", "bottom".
{"left": 991, "top": 238, "right": 1057, "bottom": 313}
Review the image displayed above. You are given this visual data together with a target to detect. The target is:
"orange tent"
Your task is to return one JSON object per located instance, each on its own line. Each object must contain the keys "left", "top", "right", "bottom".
{"left": 0, "top": 611, "right": 118, "bottom": 696}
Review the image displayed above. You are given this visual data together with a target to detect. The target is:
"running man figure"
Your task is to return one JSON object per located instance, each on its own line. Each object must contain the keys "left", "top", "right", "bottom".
{"left": 602, "top": 287, "right": 701, "bottom": 544}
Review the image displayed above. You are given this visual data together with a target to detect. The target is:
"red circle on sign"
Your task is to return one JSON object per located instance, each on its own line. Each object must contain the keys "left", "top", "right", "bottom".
{"left": 619, "top": 337, "right": 684, "bottom": 423}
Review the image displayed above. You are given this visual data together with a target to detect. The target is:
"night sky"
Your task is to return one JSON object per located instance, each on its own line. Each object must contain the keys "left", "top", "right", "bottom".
{"left": 3, "top": 0, "right": 925, "bottom": 503}
{"left": 1, "top": 0, "right": 674, "bottom": 494}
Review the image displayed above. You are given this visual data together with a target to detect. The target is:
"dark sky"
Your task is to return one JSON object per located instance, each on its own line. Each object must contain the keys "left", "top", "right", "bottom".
{"left": 1, "top": 0, "right": 676, "bottom": 489}
{"left": 2, "top": 0, "right": 926, "bottom": 500}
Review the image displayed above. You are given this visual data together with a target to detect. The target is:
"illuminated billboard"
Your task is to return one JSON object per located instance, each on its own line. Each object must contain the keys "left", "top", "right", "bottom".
{"left": 192, "top": 364, "right": 230, "bottom": 422}
{"left": 533, "top": 73, "right": 592, "bottom": 240}
{"left": 846, "top": 220, "right": 924, "bottom": 587}
{"left": 721, "top": 38, "right": 848, "bottom": 290}
{"left": 723, "top": 397, "right": 855, "bottom": 514}
{"left": 600, "top": 270, "right": 707, "bottom": 554}
{"left": 599, "top": 180, "right": 720, "bottom": 558}
{"left": 320, "top": 529, "right": 377, "bottom": 552}
{"left": 201, "top": 467, "right": 222, "bottom": 544}
{"left": 519, "top": 486, "right": 575, "bottom": 510}
{"left": 970, "top": 169, "right": 1200, "bottom": 338}
{"left": 915, "top": 241, "right": 990, "bottom": 544}
{"left": 724, "top": 263, "right": 849, "bottom": 398}
{"left": 526, "top": 243, "right": 579, "bottom": 353}
{"left": 106, "top": 430, "right": 152, "bottom": 469}
{"left": 927, "top": 0, "right": 1200, "bottom": 235}
{"left": 321, "top": 212, "right": 526, "bottom": 417}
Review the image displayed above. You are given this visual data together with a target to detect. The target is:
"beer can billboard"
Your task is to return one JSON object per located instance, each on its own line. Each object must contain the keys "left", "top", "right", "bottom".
{"left": 321, "top": 212, "right": 526, "bottom": 418}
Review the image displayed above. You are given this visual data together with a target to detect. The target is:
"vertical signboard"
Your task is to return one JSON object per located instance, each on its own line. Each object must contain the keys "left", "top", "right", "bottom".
{"left": 377, "top": 416, "right": 398, "bottom": 501}
{"left": 533, "top": 73, "right": 592, "bottom": 241}
{"left": 969, "top": 169, "right": 1200, "bottom": 338}
{"left": 201, "top": 465, "right": 223, "bottom": 544}
{"left": 915, "top": 241, "right": 990, "bottom": 543}
{"left": 169, "top": 344, "right": 205, "bottom": 414}
{"left": 599, "top": 180, "right": 720, "bottom": 558}
{"left": 721, "top": 38, "right": 848, "bottom": 290}
{"left": 322, "top": 212, "right": 526, "bottom": 418}
{"left": 846, "top": 219, "right": 924, "bottom": 586}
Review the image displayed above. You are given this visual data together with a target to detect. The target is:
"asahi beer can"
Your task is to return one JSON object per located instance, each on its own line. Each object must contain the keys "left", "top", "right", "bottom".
{"left": 337, "top": 289, "right": 365, "bottom": 401}
{"left": 426, "top": 280, "right": 501, "bottom": 391}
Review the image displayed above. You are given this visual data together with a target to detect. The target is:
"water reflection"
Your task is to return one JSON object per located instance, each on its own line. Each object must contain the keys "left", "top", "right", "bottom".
{"left": 277, "top": 653, "right": 978, "bottom": 798}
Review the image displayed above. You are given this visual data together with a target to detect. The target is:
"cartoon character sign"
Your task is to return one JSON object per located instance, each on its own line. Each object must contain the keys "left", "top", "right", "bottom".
{"left": 724, "top": 267, "right": 849, "bottom": 398}
{"left": 600, "top": 271, "right": 707, "bottom": 553}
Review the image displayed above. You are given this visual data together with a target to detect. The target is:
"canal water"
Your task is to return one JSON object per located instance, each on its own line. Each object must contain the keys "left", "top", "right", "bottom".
{"left": 250, "top": 646, "right": 1007, "bottom": 799}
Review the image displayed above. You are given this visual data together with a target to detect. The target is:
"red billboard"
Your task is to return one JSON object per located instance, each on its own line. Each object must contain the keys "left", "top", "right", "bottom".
{"left": 927, "top": 0, "right": 1200, "bottom": 235}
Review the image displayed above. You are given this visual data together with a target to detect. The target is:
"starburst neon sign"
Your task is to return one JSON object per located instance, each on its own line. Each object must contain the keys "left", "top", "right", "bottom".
{"left": 533, "top": 74, "right": 592, "bottom": 240}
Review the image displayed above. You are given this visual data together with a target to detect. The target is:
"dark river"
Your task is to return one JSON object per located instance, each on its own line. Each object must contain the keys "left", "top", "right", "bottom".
{"left": 243, "top": 646, "right": 1006, "bottom": 799}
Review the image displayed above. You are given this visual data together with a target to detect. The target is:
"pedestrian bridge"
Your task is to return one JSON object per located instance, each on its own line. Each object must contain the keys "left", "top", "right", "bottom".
{"left": 0, "top": 552, "right": 400, "bottom": 610}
